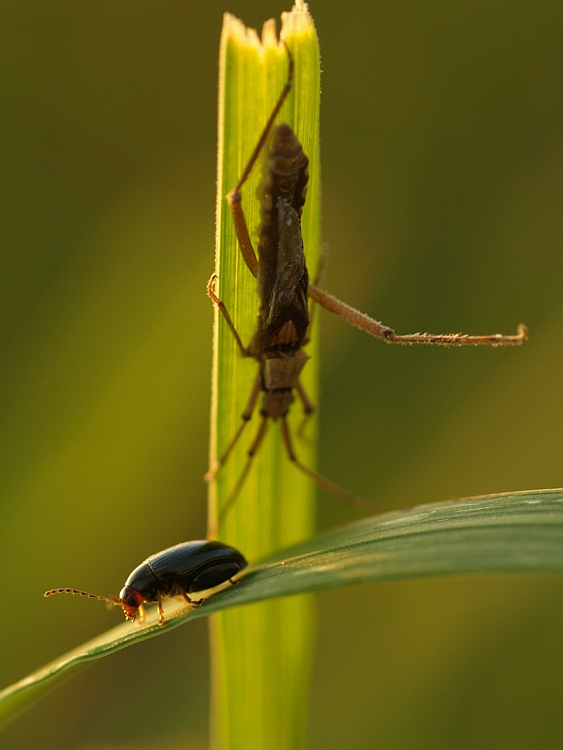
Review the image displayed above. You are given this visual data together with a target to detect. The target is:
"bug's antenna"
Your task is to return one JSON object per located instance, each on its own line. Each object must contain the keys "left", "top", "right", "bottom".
{"left": 44, "top": 588, "right": 120, "bottom": 606}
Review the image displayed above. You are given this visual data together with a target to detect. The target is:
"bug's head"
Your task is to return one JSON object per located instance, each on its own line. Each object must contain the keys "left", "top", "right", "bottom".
{"left": 118, "top": 585, "right": 145, "bottom": 621}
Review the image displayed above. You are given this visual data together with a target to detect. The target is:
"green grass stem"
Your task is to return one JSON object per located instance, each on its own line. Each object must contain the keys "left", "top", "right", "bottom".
{"left": 209, "top": 4, "right": 321, "bottom": 748}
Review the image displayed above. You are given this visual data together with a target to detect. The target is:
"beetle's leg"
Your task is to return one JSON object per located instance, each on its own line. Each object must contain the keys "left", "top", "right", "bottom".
{"left": 207, "top": 274, "right": 252, "bottom": 356}
{"left": 176, "top": 585, "right": 204, "bottom": 608}
{"left": 308, "top": 284, "right": 527, "bottom": 347}
{"left": 226, "top": 46, "right": 294, "bottom": 278}
{"left": 157, "top": 596, "right": 165, "bottom": 626}
{"left": 137, "top": 605, "right": 146, "bottom": 625}
{"left": 280, "top": 415, "right": 378, "bottom": 513}
{"left": 207, "top": 415, "right": 269, "bottom": 539}
{"left": 205, "top": 370, "right": 262, "bottom": 482}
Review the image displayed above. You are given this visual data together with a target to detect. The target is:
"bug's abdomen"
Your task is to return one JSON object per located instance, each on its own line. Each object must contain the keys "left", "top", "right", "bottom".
{"left": 258, "top": 124, "right": 310, "bottom": 350}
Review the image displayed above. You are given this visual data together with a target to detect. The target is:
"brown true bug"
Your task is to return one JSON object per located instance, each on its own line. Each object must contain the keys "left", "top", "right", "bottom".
{"left": 45, "top": 540, "right": 247, "bottom": 625}
{"left": 206, "top": 44, "right": 527, "bottom": 536}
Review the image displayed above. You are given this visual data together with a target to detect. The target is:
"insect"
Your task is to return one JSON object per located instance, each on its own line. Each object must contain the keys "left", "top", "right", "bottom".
{"left": 206, "top": 44, "right": 527, "bottom": 535}
{"left": 44, "top": 540, "right": 247, "bottom": 625}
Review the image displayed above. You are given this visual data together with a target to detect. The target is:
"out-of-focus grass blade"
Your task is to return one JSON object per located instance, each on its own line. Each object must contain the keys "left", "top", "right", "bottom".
{"left": 208, "top": 3, "right": 321, "bottom": 749}
{"left": 3, "top": 489, "right": 563, "bottom": 730}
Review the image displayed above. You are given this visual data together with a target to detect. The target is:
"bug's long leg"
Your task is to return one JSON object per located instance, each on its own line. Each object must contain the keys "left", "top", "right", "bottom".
{"left": 204, "top": 371, "right": 262, "bottom": 482}
{"left": 301, "top": 244, "right": 329, "bottom": 347}
{"left": 308, "top": 284, "right": 528, "bottom": 346}
{"left": 297, "top": 246, "right": 326, "bottom": 432}
{"left": 280, "top": 416, "right": 378, "bottom": 513}
{"left": 157, "top": 595, "right": 165, "bottom": 625}
{"left": 208, "top": 416, "right": 270, "bottom": 540}
{"left": 226, "top": 198, "right": 259, "bottom": 278}
{"left": 313, "top": 243, "right": 330, "bottom": 288}
{"left": 229, "top": 46, "right": 294, "bottom": 198}
{"left": 305, "top": 243, "right": 330, "bottom": 339}
{"left": 226, "top": 46, "right": 294, "bottom": 279}
{"left": 295, "top": 379, "right": 316, "bottom": 440}
{"left": 296, "top": 380, "right": 315, "bottom": 416}
{"left": 207, "top": 274, "right": 251, "bottom": 356}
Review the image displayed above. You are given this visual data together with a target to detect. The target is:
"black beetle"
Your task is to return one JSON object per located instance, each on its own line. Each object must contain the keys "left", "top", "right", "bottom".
{"left": 45, "top": 540, "right": 247, "bottom": 625}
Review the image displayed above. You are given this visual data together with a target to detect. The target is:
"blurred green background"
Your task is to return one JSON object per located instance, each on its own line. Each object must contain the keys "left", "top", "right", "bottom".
{"left": 1, "top": 1, "right": 562, "bottom": 748}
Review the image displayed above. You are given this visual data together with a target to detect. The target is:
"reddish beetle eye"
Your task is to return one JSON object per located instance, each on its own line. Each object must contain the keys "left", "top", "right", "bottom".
{"left": 119, "top": 585, "right": 143, "bottom": 619}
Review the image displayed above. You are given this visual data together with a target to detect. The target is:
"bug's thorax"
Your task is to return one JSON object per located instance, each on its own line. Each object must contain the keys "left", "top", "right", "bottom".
{"left": 258, "top": 347, "right": 309, "bottom": 420}
{"left": 261, "top": 348, "right": 309, "bottom": 391}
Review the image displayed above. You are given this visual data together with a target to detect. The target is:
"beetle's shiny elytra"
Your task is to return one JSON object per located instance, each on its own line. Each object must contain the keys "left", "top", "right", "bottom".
{"left": 45, "top": 540, "right": 248, "bottom": 625}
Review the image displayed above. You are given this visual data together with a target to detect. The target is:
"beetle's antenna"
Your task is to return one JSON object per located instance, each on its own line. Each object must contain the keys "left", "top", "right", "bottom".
{"left": 44, "top": 588, "right": 120, "bottom": 606}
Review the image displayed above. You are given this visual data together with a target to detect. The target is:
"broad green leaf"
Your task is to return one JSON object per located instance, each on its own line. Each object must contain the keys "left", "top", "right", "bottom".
{"left": 2, "top": 489, "right": 563, "bottom": 729}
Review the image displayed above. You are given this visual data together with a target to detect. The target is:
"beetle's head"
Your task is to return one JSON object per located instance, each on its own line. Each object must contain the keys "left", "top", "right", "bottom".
{"left": 118, "top": 585, "right": 145, "bottom": 620}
